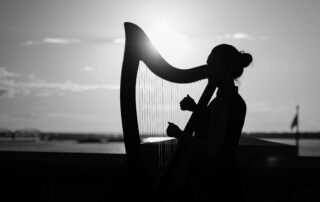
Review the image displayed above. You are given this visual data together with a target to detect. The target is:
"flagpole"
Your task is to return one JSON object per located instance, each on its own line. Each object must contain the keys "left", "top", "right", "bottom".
{"left": 295, "top": 105, "right": 300, "bottom": 155}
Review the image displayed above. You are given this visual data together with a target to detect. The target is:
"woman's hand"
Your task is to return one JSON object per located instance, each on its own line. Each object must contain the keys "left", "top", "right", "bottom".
{"left": 166, "top": 122, "right": 183, "bottom": 138}
{"left": 180, "top": 94, "right": 196, "bottom": 111}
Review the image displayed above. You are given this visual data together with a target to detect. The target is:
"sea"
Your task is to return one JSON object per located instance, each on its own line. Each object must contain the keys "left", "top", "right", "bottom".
{"left": 0, "top": 137, "right": 319, "bottom": 156}
{"left": 262, "top": 138, "right": 320, "bottom": 157}
{"left": 0, "top": 140, "right": 126, "bottom": 154}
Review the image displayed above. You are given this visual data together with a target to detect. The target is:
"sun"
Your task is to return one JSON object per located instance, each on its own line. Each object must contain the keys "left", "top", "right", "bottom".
{"left": 146, "top": 22, "right": 188, "bottom": 63}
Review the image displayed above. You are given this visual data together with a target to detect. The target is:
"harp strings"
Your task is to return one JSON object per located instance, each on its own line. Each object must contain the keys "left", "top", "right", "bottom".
{"left": 136, "top": 63, "right": 206, "bottom": 168}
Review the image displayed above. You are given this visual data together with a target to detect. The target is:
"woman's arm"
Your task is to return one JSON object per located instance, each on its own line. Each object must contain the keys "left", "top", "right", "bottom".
{"left": 166, "top": 122, "right": 194, "bottom": 142}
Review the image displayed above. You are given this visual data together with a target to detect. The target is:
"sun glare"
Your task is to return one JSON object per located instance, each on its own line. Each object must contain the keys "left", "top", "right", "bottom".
{"left": 146, "top": 23, "right": 188, "bottom": 63}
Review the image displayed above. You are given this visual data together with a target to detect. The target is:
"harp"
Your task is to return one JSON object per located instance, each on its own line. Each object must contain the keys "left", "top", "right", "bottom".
{"left": 120, "top": 22, "right": 216, "bottom": 200}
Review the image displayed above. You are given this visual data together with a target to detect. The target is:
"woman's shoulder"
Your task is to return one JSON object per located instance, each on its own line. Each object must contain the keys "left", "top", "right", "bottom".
{"left": 211, "top": 93, "right": 246, "bottom": 112}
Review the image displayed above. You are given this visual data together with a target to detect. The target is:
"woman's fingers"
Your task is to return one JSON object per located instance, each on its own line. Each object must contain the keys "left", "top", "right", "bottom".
{"left": 180, "top": 95, "right": 195, "bottom": 110}
{"left": 166, "top": 122, "right": 181, "bottom": 138}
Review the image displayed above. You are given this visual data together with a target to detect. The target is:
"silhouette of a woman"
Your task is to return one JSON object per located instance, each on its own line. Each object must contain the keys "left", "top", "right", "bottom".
{"left": 166, "top": 44, "right": 252, "bottom": 201}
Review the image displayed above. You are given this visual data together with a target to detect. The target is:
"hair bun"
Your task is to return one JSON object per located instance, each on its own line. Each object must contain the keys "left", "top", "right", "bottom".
{"left": 238, "top": 51, "right": 253, "bottom": 68}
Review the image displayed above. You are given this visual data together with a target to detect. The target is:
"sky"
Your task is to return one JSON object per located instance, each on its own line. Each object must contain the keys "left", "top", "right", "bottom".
{"left": 0, "top": 0, "right": 319, "bottom": 133}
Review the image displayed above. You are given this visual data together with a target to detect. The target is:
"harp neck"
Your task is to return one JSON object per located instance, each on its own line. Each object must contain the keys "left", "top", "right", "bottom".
{"left": 123, "top": 22, "right": 208, "bottom": 83}
{"left": 184, "top": 80, "right": 215, "bottom": 135}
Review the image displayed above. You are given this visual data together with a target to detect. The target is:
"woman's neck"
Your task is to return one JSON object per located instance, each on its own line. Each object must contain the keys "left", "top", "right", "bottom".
{"left": 217, "top": 80, "right": 235, "bottom": 91}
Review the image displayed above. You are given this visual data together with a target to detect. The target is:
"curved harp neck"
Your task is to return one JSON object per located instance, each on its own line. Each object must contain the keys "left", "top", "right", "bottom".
{"left": 124, "top": 22, "right": 208, "bottom": 83}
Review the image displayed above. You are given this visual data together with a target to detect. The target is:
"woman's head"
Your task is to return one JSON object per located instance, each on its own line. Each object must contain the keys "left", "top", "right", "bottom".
{"left": 207, "top": 44, "right": 252, "bottom": 82}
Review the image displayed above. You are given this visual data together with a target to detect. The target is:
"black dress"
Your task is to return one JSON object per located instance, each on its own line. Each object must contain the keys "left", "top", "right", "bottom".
{"left": 186, "top": 86, "right": 247, "bottom": 202}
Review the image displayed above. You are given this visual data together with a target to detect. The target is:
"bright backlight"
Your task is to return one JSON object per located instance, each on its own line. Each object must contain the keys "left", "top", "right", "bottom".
{"left": 146, "top": 23, "right": 188, "bottom": 62}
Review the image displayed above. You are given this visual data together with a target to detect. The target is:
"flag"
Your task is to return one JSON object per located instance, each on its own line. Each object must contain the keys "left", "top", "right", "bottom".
{"left": 291, "top": 112, "right": 298, "bottom": 130}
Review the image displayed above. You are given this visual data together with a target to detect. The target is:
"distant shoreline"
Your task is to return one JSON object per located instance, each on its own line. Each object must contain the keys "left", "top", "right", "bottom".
{"left": 243, "top": 132, "right": 320, "bottom": 139}
{"left": 0, "top": 131, "right": 319, "bottom": 143}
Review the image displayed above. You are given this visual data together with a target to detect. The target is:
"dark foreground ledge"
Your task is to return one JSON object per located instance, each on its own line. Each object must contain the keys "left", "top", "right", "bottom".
{"left": 1, "top": 137, "right": 320, "bottom": 202}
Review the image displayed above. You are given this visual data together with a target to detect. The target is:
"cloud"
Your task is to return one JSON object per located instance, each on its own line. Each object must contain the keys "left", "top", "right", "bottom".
{"left": 0, "top": 67, "right": 119, "bottom": 99}
{"left": 43, "top": 37, "right": 81, "bottom": 45}
{"left": 23, "top": 36, "right": 125, "bottom": 46}
{"left": 23, "top": 40, "right": 36, "bottom": 46}
{"left": 231, "top": 33, "right": 253, "bottom": 40}
{"left": 22, "top": 37, "right": 81, "bottom": 46}
{"left": 0, "top": 67, "right": 20, "bottom": 78}
{"left": 223, "top": 33, "right": 253, "bottom": 40}
{"left": 113, "top": 38, "right": 125, "bottom": 44}
{"left": 212, "top": 33, "right": 268, "bottom": 40}
{"left": 83, "top": 66, "right": 94, "bottom": 71}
